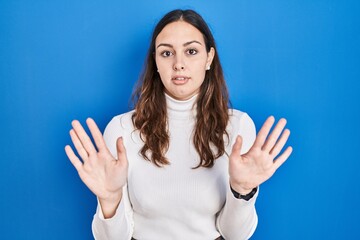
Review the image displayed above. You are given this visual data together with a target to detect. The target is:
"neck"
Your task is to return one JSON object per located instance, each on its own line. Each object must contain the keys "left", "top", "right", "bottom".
{"left": 165, "top": 93, "right": 197, "bottom": 119}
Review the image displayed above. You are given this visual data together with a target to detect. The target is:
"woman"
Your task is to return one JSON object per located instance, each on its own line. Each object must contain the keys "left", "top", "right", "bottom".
{"left": 65, "top": 9, "right": 292, "bottom": 240}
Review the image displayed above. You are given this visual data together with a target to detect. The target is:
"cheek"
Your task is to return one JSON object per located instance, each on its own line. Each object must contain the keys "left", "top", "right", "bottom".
{"left": 191, "top": 61, "right": 207, "bottom": 79}
{"left": 190, "top": 56, "right": 207, "bottom": 70}
{"left": 155, "top": 59, "right": 168, "bottom": 80}
{"left": 157, "top": 67, "right": 172, "bottom": 85}
{"left": 156, "top": 56, "right": 171, "bottom": 69}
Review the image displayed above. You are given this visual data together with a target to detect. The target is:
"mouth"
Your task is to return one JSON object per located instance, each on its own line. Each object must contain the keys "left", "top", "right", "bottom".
{"left": 172, "top": 76, "right": 190, "bottom": 85}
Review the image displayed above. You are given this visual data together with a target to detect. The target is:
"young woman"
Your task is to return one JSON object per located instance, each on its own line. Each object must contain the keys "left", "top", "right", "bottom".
{"left": 65, "top": 9, "right": 292, "bottom": 240}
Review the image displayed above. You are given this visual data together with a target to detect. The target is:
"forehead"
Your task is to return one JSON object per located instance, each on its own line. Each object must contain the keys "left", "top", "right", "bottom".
{"left": 155, "top": 21, "right": 205, "bottom": 46}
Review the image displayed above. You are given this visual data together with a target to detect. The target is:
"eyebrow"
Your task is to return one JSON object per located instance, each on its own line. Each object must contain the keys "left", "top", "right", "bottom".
{"left": 156, "top": 40, "right": 202, "bottom": 49}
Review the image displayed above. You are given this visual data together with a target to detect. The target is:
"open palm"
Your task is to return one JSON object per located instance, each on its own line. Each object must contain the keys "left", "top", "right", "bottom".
{"left": 229, "top": 116, "right": 293, "bottom": 194}
{"left": 65, "top": 118, "right": 128, "bottom": 202}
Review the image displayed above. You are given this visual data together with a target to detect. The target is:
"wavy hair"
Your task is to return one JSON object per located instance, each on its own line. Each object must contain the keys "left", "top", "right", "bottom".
{"left": 132, "top": 9, "right": 230, "bottom": 168}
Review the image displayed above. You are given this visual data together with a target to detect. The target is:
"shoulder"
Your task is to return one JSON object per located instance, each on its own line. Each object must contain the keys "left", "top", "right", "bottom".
{"left": 103, "top": 110, "right": 135, "bottom": 143}
{"left": 228, "top": 109, "right": 256, "bottom": 132}
{"left": 103, "top": 110, "right": 135, "bottom": 158}
{"left": 228, "top": 109, "right": 257, "bottom": 154}
{"left": 229, "top": 109, "right": 248, "bottom": 121}
{"left": 104, "top": 110, "right": 135, "bottom": 134}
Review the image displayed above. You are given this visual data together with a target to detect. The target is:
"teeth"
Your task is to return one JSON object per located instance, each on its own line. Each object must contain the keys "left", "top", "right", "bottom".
{"left": 175, "top": 77, "right": 186, "bottom": 80}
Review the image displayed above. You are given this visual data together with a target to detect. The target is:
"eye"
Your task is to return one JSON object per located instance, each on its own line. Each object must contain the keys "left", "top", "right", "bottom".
{"left": 160, "top": 51, "right": 173, "bottom": 57}
{"left": 186, "top": 48, "right": 198, "bottom": 55}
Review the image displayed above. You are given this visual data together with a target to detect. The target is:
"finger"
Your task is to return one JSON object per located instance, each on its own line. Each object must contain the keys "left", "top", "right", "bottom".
{"left": 65, "top": 145, "right": 84, "bottom": 172}
{"left": 252, "top": 116, "right": 275, "bottom": 149}
{"left": 270, "top": 129, "right": 291, "bottom": 157}
{"left": 69, "top": 129, "right": 89, "bottom": 161}
{"left": 72, "top": 120, "right": 97, "bottom": 155}
{"left": 231, "top": 135, "right": 243, "bottom": 156}
{"left": 273, "top": 146, "right": 293, "bottom": 170}
{"left": 86, "top": 118, "right": 108, "bottom": 152}
{"left": 116, "top": 137, "right": 127, "bottom": 164}
{"left": 262, "top": 118, "right": 287, "bottom": 152}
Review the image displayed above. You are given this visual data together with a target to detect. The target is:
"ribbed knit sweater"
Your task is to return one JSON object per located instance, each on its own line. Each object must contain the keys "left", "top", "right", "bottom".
{"left": 92, "top": 94, "right": 258, "bottom": 240}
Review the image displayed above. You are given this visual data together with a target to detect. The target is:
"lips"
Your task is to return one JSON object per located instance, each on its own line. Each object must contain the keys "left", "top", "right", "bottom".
{"left": 172, "top": 76, "right": 190, "bottom": 85}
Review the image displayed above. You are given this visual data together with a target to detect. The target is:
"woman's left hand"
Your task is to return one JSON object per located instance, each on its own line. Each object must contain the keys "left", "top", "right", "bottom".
{"left": 229, "top": 116, "right": 293, "bottom": 195}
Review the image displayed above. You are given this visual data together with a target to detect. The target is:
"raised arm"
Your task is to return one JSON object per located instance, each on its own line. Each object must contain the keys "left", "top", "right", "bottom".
{"left": 65, "top": 117, "right": 133, "bottom": 239}
{"left": 229, "top": 116, "right": 292, "bottom": 195}
{"left": 217, "top": 114, "right": 292, "bottom": 239}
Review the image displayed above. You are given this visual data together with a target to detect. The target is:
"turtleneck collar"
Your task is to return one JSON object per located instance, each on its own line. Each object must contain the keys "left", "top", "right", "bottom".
{"left": 165, "top": 93, "right": 197, "bottom": 119}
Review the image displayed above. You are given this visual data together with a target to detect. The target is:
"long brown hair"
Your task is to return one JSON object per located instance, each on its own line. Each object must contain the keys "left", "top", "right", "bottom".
{"left": 132, "top": 9, "right": 230, "bottom": 168}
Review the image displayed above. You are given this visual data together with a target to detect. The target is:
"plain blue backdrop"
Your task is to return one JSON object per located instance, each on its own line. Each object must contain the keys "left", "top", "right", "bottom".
{"left": 1, "top": 0, "right": 359, "bottom": 239}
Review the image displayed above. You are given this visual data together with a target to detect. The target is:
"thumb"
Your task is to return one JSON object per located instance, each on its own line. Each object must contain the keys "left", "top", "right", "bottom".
{"left": 116, "top": 137, "right": 127, "bottom": 163}
{"left": 231, "top": 135, "right": 243, "bottom": 156}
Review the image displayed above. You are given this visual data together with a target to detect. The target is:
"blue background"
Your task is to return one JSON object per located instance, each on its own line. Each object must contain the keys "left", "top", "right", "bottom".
{"left": 1, "top": 0, "right": 359, "bottom": 239}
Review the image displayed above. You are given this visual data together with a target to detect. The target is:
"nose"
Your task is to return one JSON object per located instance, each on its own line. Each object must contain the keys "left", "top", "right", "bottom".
{"left": 173, "top": 54, "right": 185, "bottom": 71}
{"left": 173, "top": 65, "right": 185, "bottom": 71}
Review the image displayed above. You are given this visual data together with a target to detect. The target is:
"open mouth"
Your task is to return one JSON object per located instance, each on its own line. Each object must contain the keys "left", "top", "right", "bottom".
{"left": 172, "top": 76, "right": 190, "bottom": 85}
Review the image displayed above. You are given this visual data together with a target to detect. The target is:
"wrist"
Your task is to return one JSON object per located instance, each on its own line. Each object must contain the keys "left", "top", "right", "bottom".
{"left": 229, "top": 179, "right": 254, "bottom": 195}
{"left": 99, "top": 190, "right": 123, "bottom": 204}
{"left": 98, "top": 191, "right": 123, "bottom": 219}
{"left": 230, "top": 185, "right": 258, "bottom": 201}
{"left": 232, "top": 186, "right": 253, "bottom": 195}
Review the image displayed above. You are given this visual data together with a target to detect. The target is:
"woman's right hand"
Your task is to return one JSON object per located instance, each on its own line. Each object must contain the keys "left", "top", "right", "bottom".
{"left": 65, "top": 118, "right": 128, "bottom": 217}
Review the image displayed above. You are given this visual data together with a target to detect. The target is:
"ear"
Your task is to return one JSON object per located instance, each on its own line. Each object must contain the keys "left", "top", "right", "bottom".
{"left": 206, "top": 47, "right": 215, "bottom": 69}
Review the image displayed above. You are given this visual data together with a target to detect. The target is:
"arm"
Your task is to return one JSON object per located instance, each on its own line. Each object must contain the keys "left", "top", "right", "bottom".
{"left": 216, "top": 113, "right": 258, "bottom": 240}
{"left": 216, "top": 186, "right": 259, "bottom": 240}
{"left": 217, "top": 113, "right": 292, "bottom": 239}
{"left": 64, "top": 116, "right": 133, "bottom": 240}
{"left": 92, "top": 116, "right": 134, "bottom": 240}
{"left": 92, "top": 184, "right": 134, "bottom": 239}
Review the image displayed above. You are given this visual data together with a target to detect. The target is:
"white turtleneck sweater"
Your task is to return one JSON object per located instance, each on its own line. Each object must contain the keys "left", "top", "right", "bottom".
{"left": 92, "top": 94, "right": 258, "bottom": 240}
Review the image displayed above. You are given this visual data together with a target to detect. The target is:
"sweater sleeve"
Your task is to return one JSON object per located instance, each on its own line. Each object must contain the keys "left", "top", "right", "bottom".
{"left": 216, "top": 112, "right": 258, "bottom": 240}
{"left": 91, "top": 116, "right": 134, "bottom": 240}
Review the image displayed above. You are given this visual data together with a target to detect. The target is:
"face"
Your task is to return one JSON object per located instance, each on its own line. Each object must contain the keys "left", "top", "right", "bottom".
{"left": 155, "top": 21, "right": 215, "bottom": 101}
